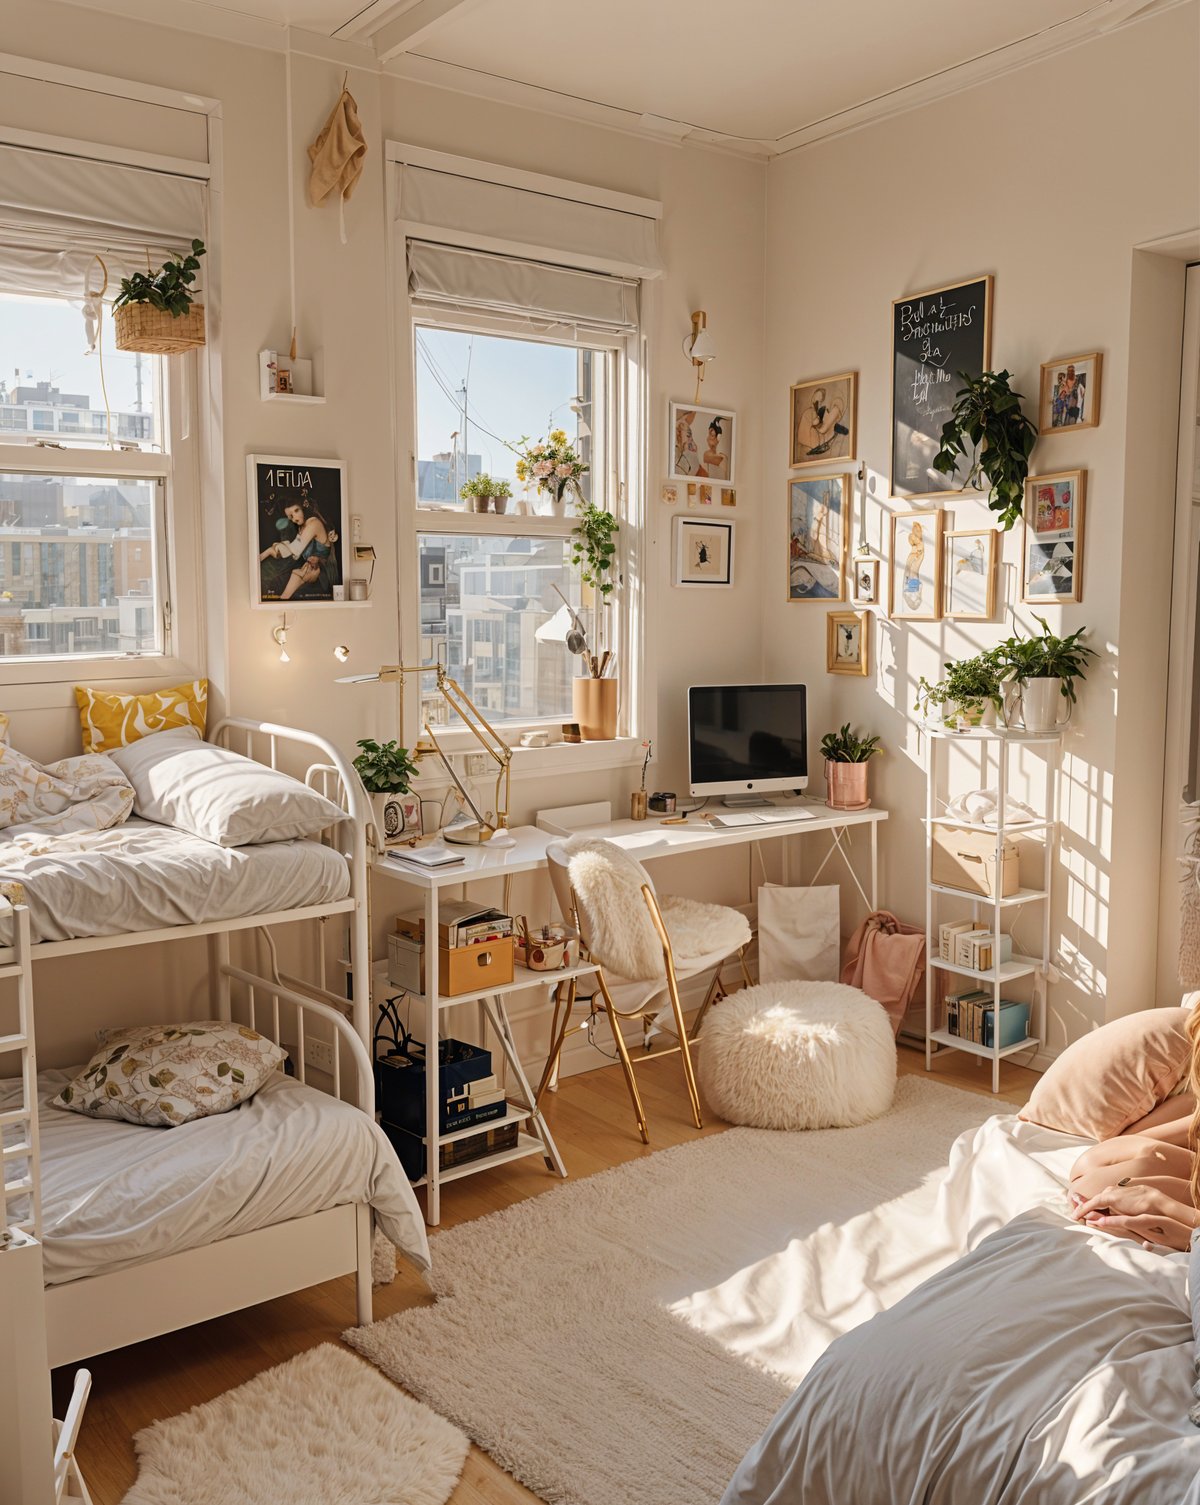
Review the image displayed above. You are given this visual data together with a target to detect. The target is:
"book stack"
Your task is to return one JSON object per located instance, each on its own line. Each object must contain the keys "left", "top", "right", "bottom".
{"left": 953, "top": 930, "right": 1013, "bottom": 972}
{"left": 945, "top": 991, "right": 1030, "bottom": 1048}
{"left": 444, "top": 1073, "right": 507, "bottom": 1132}
{"left": 395, "top": 902, "right": 514, "bottom": 949}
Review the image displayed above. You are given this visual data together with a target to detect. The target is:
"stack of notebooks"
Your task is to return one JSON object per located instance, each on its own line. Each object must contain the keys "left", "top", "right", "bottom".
{"left": 945, "top": 990, "right": 1030, "bottom": 1048}
{"left": 382, "top": 845, "right": 466, "bottom": 873}
{"left": 395, "top": 901, "right": 513, "bottom": 949}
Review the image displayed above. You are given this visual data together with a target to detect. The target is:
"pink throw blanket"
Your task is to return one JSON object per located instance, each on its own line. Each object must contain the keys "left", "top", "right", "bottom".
{"left": 841, "top": 910, "right": 926, "bottom": 1036}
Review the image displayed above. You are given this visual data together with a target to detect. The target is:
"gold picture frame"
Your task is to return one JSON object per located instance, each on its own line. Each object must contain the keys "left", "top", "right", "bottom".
{"left": 1023, "top": 470, "right": 1085, "bottom": 604}
{"left": 852, "top": 557, "right": 879, "bottom": 605}
{"left": 943, "top": 528, "right": 998, "bottom": 620}
{"left": 827, "top": 610, "right": 869, "bottom": 676}
{"left": 790, "top": 371, "right": 857, "bottom": 470}
{"left": 1038, "top": 352, "right": 1102, "bottom": 435}
{"left": 889, "top": 508, "right": 944, "bottom": 621}
{"left": 787, "top": 473, "right": 849, "bottom": 602}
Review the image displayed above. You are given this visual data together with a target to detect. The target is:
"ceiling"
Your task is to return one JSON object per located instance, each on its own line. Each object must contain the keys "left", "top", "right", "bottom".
{"left": 64, "top": 0, "right": 1185, "bottom": 154}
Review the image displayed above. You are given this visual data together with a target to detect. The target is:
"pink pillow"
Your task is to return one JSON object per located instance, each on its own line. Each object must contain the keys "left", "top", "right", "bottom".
{"left": 1018, "top": 1006, "right": 1194, "bottom": 1140}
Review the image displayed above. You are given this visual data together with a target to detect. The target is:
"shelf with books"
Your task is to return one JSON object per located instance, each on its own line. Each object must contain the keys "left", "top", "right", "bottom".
{"left": 927, "top": 951, "right": 1040, "bottom": 984}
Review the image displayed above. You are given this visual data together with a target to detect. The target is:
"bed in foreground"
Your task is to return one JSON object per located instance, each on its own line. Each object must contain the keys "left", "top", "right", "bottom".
{"left": 722, "top": 1114, "right": 1200, "bottom": 1505}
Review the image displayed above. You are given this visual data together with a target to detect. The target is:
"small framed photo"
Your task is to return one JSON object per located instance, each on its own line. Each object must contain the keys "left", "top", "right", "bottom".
{"left": 889, "top": 508, "right": 944, "bottom": 621}
{"left": 852, "top": 557, "right": 879, "bottom": 605}
{"left": 943, "top": 528, "right": 998, "bottom": 620}
{"left": 787, "top": 473, "right": 849, "bottom": 602}
{"left": 790, "top": 371, "right": 857, "bottom": 469}
{"left": 721, "top": 488, "right": 737, "bottom": 508}
{"left": 660, "top": 482, "right": 679, "bottom": 506}
{"left": 698, "top": 484, "right": 714, "bottom": 506}
{"left": 1039, "top": 353, "right": 1102, "bottom": 435}
{"left": 1023, "top": 471, "right": 1085, "bottom": 603}
{"left": 675, "top": 516, "right": 734, "bottom": 587}
{"left": 669, "top": 402, "right": 737, "bottom": 484}
{"left": 827, "top": 610, "right": 869, "bottom": 676}
{"left": 248, "top": 454, "right": 346, "bottom": 607}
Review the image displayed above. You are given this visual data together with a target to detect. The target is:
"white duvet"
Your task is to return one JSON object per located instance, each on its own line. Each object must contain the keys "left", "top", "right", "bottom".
{"left": 722, "top": 1116, "right": 1200, "bottom": 1505}
{"left": 4, "top": 1068, "right": 429, "bottom": 1284}
{"left": 0, "top": 817, "right": 350, "bottom": 944}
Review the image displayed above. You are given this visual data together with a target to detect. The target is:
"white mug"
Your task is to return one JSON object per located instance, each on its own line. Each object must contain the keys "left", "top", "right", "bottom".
{"left": 348, "top": 579, "right": 368, "bottom": 601}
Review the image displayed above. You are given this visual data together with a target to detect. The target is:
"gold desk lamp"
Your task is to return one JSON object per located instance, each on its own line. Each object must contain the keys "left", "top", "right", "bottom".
{"left": 337, "top": 662, "right": 514, "bottom": 847}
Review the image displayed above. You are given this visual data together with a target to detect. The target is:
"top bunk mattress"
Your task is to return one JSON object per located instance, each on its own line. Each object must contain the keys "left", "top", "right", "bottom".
{"left": 0, "top": 817, "right": 350, "bottom": 944}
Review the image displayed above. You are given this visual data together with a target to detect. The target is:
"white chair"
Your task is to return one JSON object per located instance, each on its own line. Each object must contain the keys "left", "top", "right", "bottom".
{"left": 540, "top": 838, "right": 752, "bottom": 1140}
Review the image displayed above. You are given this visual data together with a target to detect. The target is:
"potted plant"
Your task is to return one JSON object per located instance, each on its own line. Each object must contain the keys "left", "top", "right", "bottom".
{"left": 996, "top": 616, "right": 1096, "bottom": 733}
{"left": 932, "top": 369, "right": 1038, "bottom": 529}
{"left": 112, "top": 240, "right": 207, "bottom": 354}
{"left": 353, "top": 738, "right": 420, "bottom": 845}
{"left": 459, "top": 474, "right": 513, "bottom": 514}
{"left": 820, "top": 724, "right": 882, "bottom": 810}
{"left": 915, "top": 650, "right": 1005, "bottom": 729}
{"left": 564, "top": 501, "right": 620, "bottom": 740}
{"left": 514, "top": 429, "right": 590, "bottom": 517}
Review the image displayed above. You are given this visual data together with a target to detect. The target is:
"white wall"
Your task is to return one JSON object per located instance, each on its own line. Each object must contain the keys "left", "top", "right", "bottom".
{"left": 761, "top": 3, "right": 1200, "bottom": 1055}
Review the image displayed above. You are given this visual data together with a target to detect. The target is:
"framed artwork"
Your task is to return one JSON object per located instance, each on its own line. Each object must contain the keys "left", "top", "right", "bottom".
{"left": 722, "top": 488, "right": 737, "bottom": 508}
{"left": 943, "top": 528, "right": 998, "bottom": 620}
{"left": 669, "top": 402, "right": 737, "bottom": 483}
{"left": 698, "top": 484, "right": 714, "bottom": 506}
{"left": 787, "top": 473, "right": 849, "bottom": 602}
{"left": 1038, "top": 353, "right": 1102, "bottom": 435}
{"left": 1023, "top": 471, "right": 1085, "bottom": 603}
{"left": 889, "top": 508, "right": 944, "bottom": 620}
{"left": 852, "top": 557, "right": 879, "bottom": 605}
{"left": 675, "top": 515, "right": 734, "bottom": 587}
{"left": 891, "top": 275, "right": 992, "bottom": 499}
{"left": 247, "top": 455, "right": 345, "bottom": 607}
{"left": 827, "top": 611, "right": 870, "bottom": 676}
{"left": 660, "top": 482, "right": 679, "bottom": 505}
{"left": 790, "top": 371, "right": 857, "bottom": 469}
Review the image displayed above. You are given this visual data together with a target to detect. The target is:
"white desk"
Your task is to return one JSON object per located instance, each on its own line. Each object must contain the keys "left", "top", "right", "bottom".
{"left": 374, "top": 802, "right": 887, "bottom": 1224}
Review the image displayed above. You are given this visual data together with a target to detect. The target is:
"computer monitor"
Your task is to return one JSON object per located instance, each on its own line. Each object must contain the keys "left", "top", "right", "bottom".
{"left": 687, "top": 684, "right": 808, "bottom": 798}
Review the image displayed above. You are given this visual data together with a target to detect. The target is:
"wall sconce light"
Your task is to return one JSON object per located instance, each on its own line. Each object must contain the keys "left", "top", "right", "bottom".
{"left": 272, "top": 615, "right": 290, "bottom": 664}
{"left": 683, "top": 309, "right": 715, "bottom": 401}
{"left": 333, "top": 643, "right": 350, "bottom": 663}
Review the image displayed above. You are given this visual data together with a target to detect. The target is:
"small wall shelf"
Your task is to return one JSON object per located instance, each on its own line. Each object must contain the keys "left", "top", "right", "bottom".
{"left": 259, "top": 349, "right": 325, "bottom": 404}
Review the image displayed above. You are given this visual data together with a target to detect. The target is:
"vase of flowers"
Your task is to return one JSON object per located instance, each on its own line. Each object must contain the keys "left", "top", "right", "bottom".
{"left": 515, "top": 429, "right": 589, "bottom": 516}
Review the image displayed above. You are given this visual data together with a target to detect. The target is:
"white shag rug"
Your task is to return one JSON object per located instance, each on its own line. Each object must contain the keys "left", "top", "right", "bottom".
{"left": 349, "top": 1075, "right": 998, "bottom": 1505}
{"left": 121, "top": 1343, "right": 468, "bottom": 1505}
{"left": 696, "top": 980, "right": 896, "bottom": 1130}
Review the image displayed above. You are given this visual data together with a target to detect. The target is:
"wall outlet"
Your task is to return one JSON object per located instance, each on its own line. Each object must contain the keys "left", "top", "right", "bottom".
{"left": 305, "top": 1037, "right": 336, "bottom": 1074}
{"left": 351, "top": 513, "right": 363, "bottom": 543}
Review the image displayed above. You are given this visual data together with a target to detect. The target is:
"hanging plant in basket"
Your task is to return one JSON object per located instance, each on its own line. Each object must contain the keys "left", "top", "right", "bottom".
{"left": 112, "top": 240, "right": 207, "bottom": 354}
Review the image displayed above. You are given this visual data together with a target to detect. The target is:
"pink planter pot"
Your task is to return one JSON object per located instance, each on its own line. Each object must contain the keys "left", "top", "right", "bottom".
{"left": 824, "top": 759, "right": 871, "bottom": 811}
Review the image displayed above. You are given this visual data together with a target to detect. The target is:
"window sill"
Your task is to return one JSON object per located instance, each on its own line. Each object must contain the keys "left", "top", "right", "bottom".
{"left": 415, "top": 734, "right": 641, "bottom": 785}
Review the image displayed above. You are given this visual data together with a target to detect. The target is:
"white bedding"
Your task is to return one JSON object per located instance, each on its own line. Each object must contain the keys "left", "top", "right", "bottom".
{"left": 722, "top": 1115, "right": 1200, "bottom": 1505}
{"left": 3, "top": 1068, "right": 429, "bottom": 1284}
{"left": 0, "top": 817, "right": 349, "bottom": 944}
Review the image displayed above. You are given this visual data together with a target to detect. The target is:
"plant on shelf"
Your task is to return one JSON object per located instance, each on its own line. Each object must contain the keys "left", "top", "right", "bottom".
{"left": 514, "top": 428, "right": 590, "bottom": 513}
{"left": 932, "top": 369, "right": 1038, "bottom": 529}
{"left": 571, "top": 501, "right": 619, "bottom": 600}
{"left": 113, "top": 240, "right": 207, "bottom": 317}
{"left": 459, "top": 474, "right": 513, "bottom": 514}
{"left": 915, "top": 649, "right": 1006, "bottom": 727}
{"left": 354, "top": 739, "right": 420, "bottom": 846}
{"left": 820, "top": 724, "right": 881, "bottom": 812}
{"left": 995, "top": 616, "right": 1096, "bottom": 702}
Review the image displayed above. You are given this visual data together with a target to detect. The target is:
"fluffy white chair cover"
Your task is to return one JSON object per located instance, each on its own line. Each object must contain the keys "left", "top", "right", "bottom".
{"left": 565, "top": 837, "right": 750, "bottom": 981}
{"left": 697, "top": 980, "right": 896, "bottom": 1130}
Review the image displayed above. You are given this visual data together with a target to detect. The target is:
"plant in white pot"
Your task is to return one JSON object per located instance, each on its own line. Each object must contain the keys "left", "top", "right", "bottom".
{"left": 353, "top": 738, "right": 419, "bottom": 846}
{"left": 821, "top": 724, "right": 882, "bottom": 810}
{"left": 996, "top": 616, "right": 1095, "bottom": 733}
{"left": 915, "top": 650, "right": 1005, "bottom": 730}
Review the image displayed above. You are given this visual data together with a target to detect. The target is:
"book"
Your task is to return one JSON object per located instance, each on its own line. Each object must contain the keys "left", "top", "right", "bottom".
{"left": 385, "top": 846, "right": 465, "bottom": 871}
{"left": 939, "top": 920, "right": 976, "bottom": 962}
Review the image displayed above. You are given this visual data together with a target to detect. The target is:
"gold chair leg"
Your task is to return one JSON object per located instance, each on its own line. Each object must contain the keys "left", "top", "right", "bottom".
{"left": 596, "top": 970, "right": 650, "bottom": 1144}
{"left": 664, "top": 966, "right": 704, "bottom": 1130}
{"left": 534, "top": 978, "right": 576, "bottom": 1111}
{"left": 689, "top": 968, "right": 724, "bottom": 1043}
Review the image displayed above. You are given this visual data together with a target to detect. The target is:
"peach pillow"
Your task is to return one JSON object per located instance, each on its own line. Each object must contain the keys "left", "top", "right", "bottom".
{"left": 1018, "top": 1005, "right": 1194, "bottom": 1140}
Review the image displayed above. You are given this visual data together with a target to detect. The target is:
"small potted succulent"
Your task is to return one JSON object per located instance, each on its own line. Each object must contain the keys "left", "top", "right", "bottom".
{"left": 820, "top": 724, "right": 882, "bottom": 810}
{"left": 353, "top": 738, "right": 420, "bottom": 845}
{"left": 459, "top": 474, "right": 513, "bottom": 514}
{"left": 112, "top": 240, "right": 207, "bottom": 354}
{"left": 916, "top": 650, "right": 1006, "bottom": 729}
{"left": 995, "top": 616, "right": 1095, "bottom": 733}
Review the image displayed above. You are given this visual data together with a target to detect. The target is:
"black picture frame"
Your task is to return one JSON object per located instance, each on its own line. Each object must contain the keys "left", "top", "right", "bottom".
{"left": 247, "top": 454, "right": 346, "bottom": 607}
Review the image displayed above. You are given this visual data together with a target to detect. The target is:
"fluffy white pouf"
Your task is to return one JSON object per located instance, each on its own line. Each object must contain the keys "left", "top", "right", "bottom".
{"left": 697, "top": 980, "right": 896, "bottom": 1130}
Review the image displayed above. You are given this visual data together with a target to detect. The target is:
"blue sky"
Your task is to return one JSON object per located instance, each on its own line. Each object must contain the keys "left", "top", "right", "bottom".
{"left": 1, "top": 295, "right": 150, "bottom": 416}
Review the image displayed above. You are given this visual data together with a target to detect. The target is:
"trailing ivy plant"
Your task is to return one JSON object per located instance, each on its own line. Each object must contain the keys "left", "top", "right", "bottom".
{"left": 571, "top": 501, "right": 619, "bottom": 598}
{"left": 112, "top": 240, "right": 207, "bottom": 317}
{"left": 353, "top": 739, "right": 420, "bottom": 795}
{"left": 932, "top": 369, "right": 1037, "bottom": 529}
{"left": 820, "top": 724, "right": 883, "bottom": 764}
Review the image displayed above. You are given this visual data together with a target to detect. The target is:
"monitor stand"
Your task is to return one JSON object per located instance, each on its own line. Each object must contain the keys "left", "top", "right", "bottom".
{"left": 721, "top": 793, "right": 772, "bottom": 808}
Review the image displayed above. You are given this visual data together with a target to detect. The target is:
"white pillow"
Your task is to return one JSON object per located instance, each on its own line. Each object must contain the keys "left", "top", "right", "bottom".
{"left": 108, "top": 726, "right": 346, "bottom": 847}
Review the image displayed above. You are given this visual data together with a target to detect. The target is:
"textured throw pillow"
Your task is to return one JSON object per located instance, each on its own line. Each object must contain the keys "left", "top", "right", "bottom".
{"left": 1018, "top": 1005, "right": 1195, "bottom": 1140}
{"left": 51, "top": 1021, "right": 286, "bottom": 1127}
{"left": 75, "top": 678, "right": 207, "bottom": 754}
{"left": 108, "top": 726, "right": 346, "bottom": 846}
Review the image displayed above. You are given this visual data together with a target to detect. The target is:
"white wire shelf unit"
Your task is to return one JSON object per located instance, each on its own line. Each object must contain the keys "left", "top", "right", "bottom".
{"left": 922, "top": 725, "right": 1060, "bottom": 1092}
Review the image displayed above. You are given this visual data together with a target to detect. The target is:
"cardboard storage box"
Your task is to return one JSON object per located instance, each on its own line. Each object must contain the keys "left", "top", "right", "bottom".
{"left": 931, "top": 827, "right": 1019, "bottom": 898}
{"left": 387, "top": 931, "right": 515, "bottom": 997}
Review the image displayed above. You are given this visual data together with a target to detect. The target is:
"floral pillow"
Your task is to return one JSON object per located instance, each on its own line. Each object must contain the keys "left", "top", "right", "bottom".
{"left": 0, "top": 711, "right": 134, "bottom": 838}
{"left": 51, "top": 1021, "right": 286, "bottom": 1128}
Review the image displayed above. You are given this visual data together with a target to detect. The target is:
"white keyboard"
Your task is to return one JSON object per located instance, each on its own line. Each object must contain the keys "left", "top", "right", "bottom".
{"left": 709, "top": 806, "right": 817, "bottom": 828}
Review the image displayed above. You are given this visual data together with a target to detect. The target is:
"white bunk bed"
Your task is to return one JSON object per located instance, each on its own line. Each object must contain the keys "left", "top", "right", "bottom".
{"left": 0, "top": 717, "right": 429, "bottom": 1371}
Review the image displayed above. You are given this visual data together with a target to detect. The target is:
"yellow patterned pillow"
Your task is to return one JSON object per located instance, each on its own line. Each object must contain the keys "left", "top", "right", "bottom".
{"left": 74, "top": 679, "right": 207, "bottom": 754}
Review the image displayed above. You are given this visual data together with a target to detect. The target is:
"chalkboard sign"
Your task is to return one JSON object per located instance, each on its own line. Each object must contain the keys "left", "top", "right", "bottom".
{"left": 248, "top": 454, "right": 346, "bottom": 607}
{"left": 891, "top": 275, "right": 992, "bottom": 499}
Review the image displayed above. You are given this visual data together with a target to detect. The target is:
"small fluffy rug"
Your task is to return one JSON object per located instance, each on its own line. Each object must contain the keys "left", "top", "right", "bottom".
{"left": 121, "top": 1344, "right": 468, "bottom": 1505}
{"left": 348, "top": 1075, "right": 999, "bottom": 1505}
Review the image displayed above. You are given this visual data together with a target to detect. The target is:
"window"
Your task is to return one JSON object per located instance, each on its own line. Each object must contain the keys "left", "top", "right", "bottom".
{"left": 0, "top": 292, "right": 172, "bottom": 664}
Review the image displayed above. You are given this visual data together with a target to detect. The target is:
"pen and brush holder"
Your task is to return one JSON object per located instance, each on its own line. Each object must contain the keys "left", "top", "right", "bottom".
{"left": 572, "top": 675, "right": 618, "bottom": 740}
{"left": 630, "top": 790, "right": 648, "bottom": 821}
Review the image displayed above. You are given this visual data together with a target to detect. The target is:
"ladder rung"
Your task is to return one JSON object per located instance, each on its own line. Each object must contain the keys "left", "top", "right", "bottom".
{"left": 0, "top": 1108, "right": 31, "bottom": 1128}
{"left": 0, "top": 1033, "right": 29, "bottom": 1051}
{"left": 0, "top": 963, "right": 27, "bottom": 979}
{"left": 2, "top": 1176, "right": 31, "bottom": 1195}
{"left": 2, "top": 1141, "right": 31, "bottom": 1160}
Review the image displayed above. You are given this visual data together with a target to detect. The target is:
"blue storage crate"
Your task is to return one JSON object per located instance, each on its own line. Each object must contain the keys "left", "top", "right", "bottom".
{"left": 373, "top": 998, "right": 493, "bottom": 1136}
{"left": 981, "top": 1000, "right": 1030, "bottom": 1049}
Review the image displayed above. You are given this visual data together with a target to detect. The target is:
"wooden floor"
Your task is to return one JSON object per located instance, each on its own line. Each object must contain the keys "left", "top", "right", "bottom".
{"left": 57, "top": 1041, "right": 1036, "bottom": 1504}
